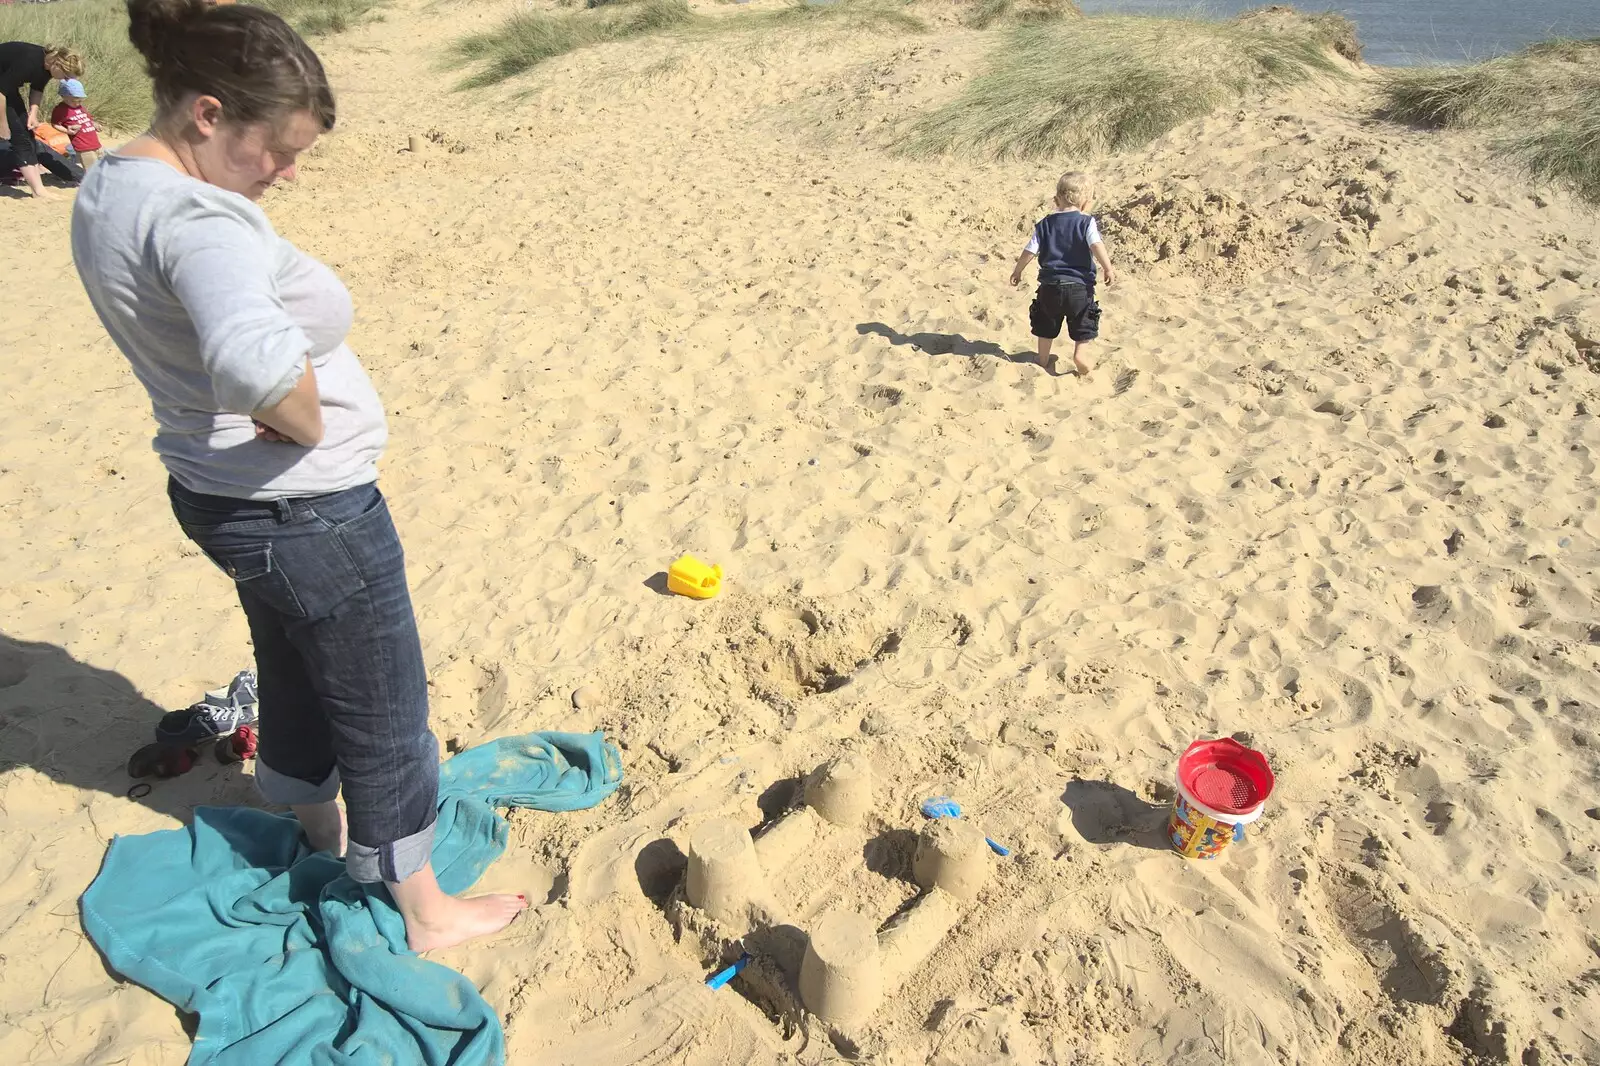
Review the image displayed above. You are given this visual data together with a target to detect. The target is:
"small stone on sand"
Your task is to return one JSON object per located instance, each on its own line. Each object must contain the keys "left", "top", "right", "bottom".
{"left": 572, "top": 685, "right": 601, "bottom": 709}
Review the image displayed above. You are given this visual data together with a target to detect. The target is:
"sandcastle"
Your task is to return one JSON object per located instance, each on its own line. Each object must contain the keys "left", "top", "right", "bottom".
{"left": 669, "top": 752, "right": 990, "bottom": 1036}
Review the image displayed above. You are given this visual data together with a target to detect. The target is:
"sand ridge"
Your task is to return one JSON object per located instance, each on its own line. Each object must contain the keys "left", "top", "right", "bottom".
{"left": 1, "top": 0, "right": 1599, "bottom": 1063}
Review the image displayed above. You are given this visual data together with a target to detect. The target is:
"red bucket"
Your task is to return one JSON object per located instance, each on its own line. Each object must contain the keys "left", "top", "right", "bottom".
{"left": 1168, "top": 739, "right": 1275, "bottom": 859}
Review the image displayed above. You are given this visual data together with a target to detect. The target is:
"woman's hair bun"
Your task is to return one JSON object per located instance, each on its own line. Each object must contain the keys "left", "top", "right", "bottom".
{"left": 125, "top": 0, "right": 336, "bottom": 132}
{"left": 127, "top": 0, "right": 212, "bottom": 72}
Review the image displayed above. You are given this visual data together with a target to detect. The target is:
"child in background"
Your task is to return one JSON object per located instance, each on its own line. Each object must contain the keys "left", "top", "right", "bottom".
{"left": 1010, "top": 170, "right": 1116, "bottom": 377}
{"left": 51, "top": 78, "right": 101, "bottom": 169}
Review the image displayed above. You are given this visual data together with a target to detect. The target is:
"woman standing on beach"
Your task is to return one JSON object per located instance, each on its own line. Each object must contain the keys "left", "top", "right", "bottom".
{"left": 71, "top": 0, "right": 525, "bottom": 951}
{"left": 0, "top": 39, "right": 84, "bottom": 199}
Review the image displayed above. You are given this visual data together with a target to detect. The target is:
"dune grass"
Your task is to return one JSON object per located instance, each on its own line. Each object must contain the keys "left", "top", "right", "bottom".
{"left": 741, "top": 0, "right": 924, "bottom": 34}
{"left": 450, "top": 0, "right": 924, "bottom": 90}
{"left": 0, "top": 0, "right": 382, "bottom": 136}
{"left": 261, "top": 0, "right": 388, "bottom": 37}
{"left": 962, "top": 0, "right": 1078, "bottom": 31}
{"left": 1382, "top": 39, "right": 1599, "bottom": 127}
{"left": 1383, "top": 39, "right": 1600, "bottom": 204}
{"left": 452, "top": 0, "right": 695, "bottom": 89}
{"left": 1511, "top": 94, "right": 1600, "bottom": 204}
{"left": 899, "top": 9, "right": 1353, "bottom": 160}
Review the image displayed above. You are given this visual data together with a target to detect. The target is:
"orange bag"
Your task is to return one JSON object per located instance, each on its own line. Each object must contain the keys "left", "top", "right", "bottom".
{"left": 32, "top": 123, "right": 70, "bottom": 155}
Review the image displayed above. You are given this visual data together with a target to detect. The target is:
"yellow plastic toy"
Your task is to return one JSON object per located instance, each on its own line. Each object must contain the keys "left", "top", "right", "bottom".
{"left": 667, "top": 554, "right": 722, "bottom": 599}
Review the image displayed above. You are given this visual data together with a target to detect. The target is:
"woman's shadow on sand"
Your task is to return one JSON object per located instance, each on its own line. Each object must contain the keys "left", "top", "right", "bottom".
{"left": 855, "top": 322, "right": 1031, "bottom": 362}
{"left": 0, "top": 632, "right": 257, "bottom": 827}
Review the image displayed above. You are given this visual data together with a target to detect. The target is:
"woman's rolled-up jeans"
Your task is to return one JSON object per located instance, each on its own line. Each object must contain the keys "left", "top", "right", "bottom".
{"left": 168, "top": 478, "right": 438, "bottom": 884}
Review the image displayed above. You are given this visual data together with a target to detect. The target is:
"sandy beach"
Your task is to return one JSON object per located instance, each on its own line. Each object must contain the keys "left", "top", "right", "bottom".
{"left": 2, "top": 1, "right": 1599, "bottom": 1062}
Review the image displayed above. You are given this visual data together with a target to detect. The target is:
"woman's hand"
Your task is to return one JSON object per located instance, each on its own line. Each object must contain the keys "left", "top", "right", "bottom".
{"left": 253, "top": 419, "right": 294, "bottom": 443}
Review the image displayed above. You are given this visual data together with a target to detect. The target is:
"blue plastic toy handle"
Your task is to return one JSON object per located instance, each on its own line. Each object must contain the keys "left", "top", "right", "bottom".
{"left": 707, "top": 953, "right": 751, "bottom": 990}
{"left": 985, "top": 837, "right": 1010, "bottom": 857}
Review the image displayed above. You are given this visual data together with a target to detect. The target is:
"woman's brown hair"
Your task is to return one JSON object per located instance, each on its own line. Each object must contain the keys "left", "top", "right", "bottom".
{"left": 43, "top": 47, "right": 86, "bottom": 80}
{"left": 126, "top": 0, "right": 335, "bottom": 132}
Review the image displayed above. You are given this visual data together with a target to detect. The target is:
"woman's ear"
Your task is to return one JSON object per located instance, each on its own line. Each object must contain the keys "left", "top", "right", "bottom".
{"left": 190, "top": 95, "right": 226, "bottom": 139}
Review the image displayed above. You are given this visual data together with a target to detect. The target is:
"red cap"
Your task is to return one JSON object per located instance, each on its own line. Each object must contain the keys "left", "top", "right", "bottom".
{"left": 1177, "top": 738, "right": 1274, "bottom": 815}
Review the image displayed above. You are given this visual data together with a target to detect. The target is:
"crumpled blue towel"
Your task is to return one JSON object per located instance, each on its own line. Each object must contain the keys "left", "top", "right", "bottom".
{"left": 81, "top": 731, "right": 623, "bottom": 1066}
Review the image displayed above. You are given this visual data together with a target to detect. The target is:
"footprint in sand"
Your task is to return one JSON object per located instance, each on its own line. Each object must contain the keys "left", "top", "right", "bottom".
{"left": 1311, "top": 818, "right": 1457, "bottom": 1008}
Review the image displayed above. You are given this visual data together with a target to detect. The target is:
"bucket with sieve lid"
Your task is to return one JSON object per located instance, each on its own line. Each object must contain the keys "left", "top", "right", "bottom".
{"left": 1167, "top": 738, "right": 1275, "bottom": 860}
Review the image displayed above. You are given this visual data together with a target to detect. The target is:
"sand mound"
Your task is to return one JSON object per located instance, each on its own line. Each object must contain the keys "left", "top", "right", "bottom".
{"left": 1233, "top": 5, "right": 1363, "bottom": 63}
{"left": 1100, "top": 182, "right": 1294, "bottom": 284}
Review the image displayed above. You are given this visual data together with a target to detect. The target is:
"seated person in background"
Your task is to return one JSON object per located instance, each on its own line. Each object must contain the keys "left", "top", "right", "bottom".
{"left": 51, "top": 77, "right": 101, "bottom": 168}
{"left": 1, "top": 125, "right": 81, "bottom": 187}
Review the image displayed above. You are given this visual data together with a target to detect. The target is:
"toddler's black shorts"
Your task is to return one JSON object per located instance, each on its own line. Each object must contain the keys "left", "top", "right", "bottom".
{"left": 1029, "top": 281, "right": 1099, "bottom": 342}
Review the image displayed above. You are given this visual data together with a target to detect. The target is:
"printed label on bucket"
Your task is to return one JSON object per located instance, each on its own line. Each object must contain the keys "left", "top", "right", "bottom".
{"left": 1168, "top": 792, "right": 1242, "bottom": 859}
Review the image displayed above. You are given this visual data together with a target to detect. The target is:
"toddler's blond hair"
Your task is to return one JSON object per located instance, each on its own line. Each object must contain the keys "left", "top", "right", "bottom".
{"left": 1055, "top": 171, "right": 1093, "bottom": 208}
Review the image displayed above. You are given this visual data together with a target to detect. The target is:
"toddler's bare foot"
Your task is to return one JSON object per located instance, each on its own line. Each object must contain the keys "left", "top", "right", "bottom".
{"left": 1040, "top": 354, "right": 1059, "bottom": 375}
{"left": 405, "top": 893, "right": 528, "bottom": 953}
{"left": 1074, "top": 354, "right": 1092, "bottom": 377}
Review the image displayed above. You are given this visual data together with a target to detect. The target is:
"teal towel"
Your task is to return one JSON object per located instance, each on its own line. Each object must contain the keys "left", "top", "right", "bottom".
{"left": 81, "top": 731, "right": 623, "bottom": 1065}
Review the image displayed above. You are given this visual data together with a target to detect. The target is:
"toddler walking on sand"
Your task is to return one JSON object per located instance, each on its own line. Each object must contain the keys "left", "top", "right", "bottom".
{"left": 1010, "top": 170, "right": 1115, "bottom": 377}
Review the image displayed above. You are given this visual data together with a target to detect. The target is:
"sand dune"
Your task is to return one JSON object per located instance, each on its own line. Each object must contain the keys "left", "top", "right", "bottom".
{"left": 2, "top": 1, "right": 1598, "bottom": 1063}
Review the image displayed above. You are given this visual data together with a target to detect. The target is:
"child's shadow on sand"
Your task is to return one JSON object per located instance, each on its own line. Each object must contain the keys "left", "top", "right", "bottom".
{"left": 855, "top": 322, "right": 1028, "bottom": 362}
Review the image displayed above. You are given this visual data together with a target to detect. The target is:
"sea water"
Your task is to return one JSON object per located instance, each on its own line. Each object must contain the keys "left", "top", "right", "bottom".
{"left": 1074, "top": 0, "right": 1600, "bottom": 66}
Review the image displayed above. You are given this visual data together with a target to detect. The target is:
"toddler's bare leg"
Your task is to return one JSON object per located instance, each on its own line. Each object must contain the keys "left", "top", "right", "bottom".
{"left": 80, "top": 150, "right": 99, "bottom": 170}
{"left": 1036, "top": 336, "right": 1057, "bottom": 374}
{"left": 1073, "top": 341, "right": 1092, "bottom": 377}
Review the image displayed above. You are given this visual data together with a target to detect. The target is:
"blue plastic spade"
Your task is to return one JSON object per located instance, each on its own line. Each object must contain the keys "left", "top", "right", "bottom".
{"left": 919, "top": 796, "right": 1010, "bottom": 856}
{"left": 706, "top": 953, "right": 751, "bottom": 990}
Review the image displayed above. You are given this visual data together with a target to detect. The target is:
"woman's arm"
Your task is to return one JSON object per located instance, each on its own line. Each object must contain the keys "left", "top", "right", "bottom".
{"left": 26, "top": 88, "right": 42, "bottom": 129}
{"left": 253, "top": 358, "right": 324, "bottom": 446}
{"left": 159, "top": 201, "right": 325, "bottom": 442}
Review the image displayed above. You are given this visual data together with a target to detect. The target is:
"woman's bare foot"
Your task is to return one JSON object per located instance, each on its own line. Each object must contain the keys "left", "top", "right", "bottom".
{"left": 403, "top": 893, "right": 529, "bottom": 953}
{"left": 292, "top": 800, "right": 347, "bottom": 856}
{"left": 388, "top": 862, "right": 527, "bottom": 953}
{"left": 22, "top": 168, "right": 55, "bottom": 201}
